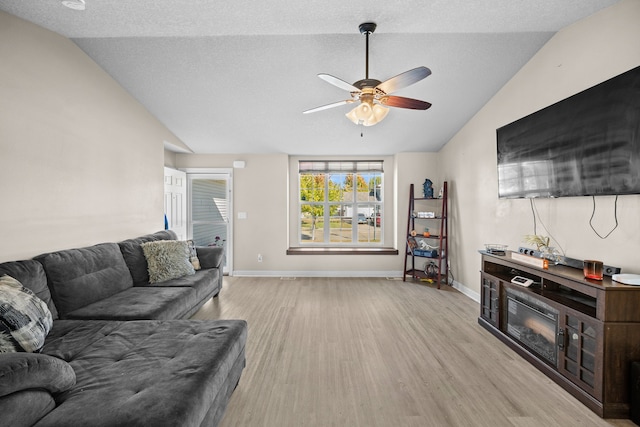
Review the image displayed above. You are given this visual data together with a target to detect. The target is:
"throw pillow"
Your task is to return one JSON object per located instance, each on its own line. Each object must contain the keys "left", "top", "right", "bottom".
{"left": 187, "top": 240, "right": 201, "bottom": 270}
{"left": 0, "top": 275, "right": 53, "bottom": 353}
{"left": 141, "top": 240, "right": 196, "bottom": 283}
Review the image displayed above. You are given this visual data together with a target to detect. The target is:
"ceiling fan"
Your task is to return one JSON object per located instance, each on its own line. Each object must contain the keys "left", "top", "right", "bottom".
{"left": 303, "top": 22, "right": 432, "bottom": 127}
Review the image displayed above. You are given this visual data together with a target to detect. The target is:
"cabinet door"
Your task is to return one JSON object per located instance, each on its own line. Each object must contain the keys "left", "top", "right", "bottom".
{"left": 557, "top": 308, "right": 603, "bottom": 400}
{"left": 480, "top": 273, "right": 500, "bottom": 328}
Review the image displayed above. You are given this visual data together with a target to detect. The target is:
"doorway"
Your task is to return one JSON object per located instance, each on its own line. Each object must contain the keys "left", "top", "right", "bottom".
{"left": 187, "top": 172, "right": 232, "bottom": 275}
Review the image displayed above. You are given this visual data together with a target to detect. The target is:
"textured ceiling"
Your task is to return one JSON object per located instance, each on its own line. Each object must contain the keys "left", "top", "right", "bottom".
{"left": 0, "top": 0, "right": 620, "bottom": 155}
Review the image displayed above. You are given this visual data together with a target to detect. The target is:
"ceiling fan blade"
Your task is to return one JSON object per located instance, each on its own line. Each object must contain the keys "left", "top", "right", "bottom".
{"left": 376, "top": 66, "right": 431, "bottom": 94}
{"left": 380, "top": 96, "right": 432, "bottom": 110}
{"left": 303, "top": 99, "right": 354, "bottom": 114}
{"left": 318, "top": 74, "right": 361, "bottom": 92}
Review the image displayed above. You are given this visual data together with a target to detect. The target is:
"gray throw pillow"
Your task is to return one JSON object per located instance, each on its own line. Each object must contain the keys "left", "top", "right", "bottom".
{"left": 0, "top": 275, "right": 53, "bottom": 353}
{"left": 141, "top": 240, "right": 195, "bottom": 284}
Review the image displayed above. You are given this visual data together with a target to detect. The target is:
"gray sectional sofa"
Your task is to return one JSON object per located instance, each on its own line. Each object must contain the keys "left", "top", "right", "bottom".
{"left": 35, "top": 230, "right": 223, "bottom": 321}
{"left": 0, "top": 230, "right": 247, "bottom": 427}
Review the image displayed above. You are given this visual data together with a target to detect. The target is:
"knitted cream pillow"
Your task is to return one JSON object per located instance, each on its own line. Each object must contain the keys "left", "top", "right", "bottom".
{"left": 141, "top": 240, "right": 195, "bottom": 284}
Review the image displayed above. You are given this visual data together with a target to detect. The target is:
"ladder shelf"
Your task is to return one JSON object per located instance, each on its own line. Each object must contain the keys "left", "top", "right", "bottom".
{"left": 403, "top": 182, "right": 449, "bottom": 288}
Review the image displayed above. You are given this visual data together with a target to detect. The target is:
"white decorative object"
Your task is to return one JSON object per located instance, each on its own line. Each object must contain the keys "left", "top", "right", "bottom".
{"left": 612, "top": 274, "right": 640, "bottom": 286}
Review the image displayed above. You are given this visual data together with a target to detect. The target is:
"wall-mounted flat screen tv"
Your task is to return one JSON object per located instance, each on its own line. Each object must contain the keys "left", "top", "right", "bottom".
{"left": 496, "top": 65, "right": 640, "bottom": 199}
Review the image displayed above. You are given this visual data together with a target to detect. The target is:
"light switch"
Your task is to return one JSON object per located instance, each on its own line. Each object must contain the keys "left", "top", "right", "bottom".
{"left": 238, "top": 212, "right": 247, "bottom": 219}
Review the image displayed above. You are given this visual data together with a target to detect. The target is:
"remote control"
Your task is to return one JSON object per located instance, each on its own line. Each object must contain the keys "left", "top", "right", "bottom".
{"left": 511, "top": 276, "right": 534, "bottom": 287}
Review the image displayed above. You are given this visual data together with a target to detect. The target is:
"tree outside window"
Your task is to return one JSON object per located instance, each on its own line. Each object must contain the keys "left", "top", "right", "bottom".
{"left": 299, "top": 161, "right": 383, "bottom": 246}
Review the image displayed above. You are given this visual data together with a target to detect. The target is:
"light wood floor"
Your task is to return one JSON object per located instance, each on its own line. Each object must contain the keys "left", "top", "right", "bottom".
{"left": 192, "top": 277, "right": 636, "bottom": 427}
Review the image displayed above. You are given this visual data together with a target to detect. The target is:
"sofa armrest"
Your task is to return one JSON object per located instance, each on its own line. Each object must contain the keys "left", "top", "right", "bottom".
{"left": 0, "top": 353, "right": 76, "bottom": 398}
{"left": 196, "top": 246, "right": 225, "bottom": 270}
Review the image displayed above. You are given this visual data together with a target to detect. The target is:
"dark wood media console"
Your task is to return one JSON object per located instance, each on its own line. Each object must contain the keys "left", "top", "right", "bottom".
{"left": 478, "top": 251, "right": 640, "bottom": 418}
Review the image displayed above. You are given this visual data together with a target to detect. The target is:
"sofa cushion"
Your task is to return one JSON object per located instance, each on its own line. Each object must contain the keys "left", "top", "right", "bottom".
{"left": 0, "top": 352, "right": 76, "bottom": 397}
{"left": 0, "top": 275, "right": 53, "bottom": 353}
{"left": 118, "top": 230, "right": 178, "bottom": 286}
{"left": 38, "top": 319, "right": 247, "bottom": 427}
{"left": 35, "top": 243, "right": 133, "bottom": 318}
{"left": 142, "top": 268, "right": 219, "bottom": 302}
{"left": 142, "top": 240, "right": 195, "bottom": 284}
{"left": 64, "top": 286, "right": 198, "bottom": 320}
{"left": 0, "top": 260, "right": 58, "bottom": 320}
{"left": 0, "top": 389, "right": 56, "bottom": 427}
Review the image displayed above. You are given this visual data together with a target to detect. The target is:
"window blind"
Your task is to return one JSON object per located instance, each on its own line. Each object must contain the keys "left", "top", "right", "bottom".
{"left": 298, "top": 160, "right": 383, "bottom": 173}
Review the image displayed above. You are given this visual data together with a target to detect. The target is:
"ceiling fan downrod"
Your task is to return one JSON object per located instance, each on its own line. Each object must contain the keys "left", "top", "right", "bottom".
{"left": 359, "top": 22, "right": 376, "bottom": 81}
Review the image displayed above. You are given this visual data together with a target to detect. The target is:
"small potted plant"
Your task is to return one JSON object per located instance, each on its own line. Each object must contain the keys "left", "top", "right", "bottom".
{"left": 523, "top": 234, "right": 562, "bottom": 264}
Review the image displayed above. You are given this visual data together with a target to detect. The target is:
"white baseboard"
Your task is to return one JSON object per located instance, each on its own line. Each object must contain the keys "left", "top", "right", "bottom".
{"left": 231, "top": 270, "right": 481, "bottom": 304}
{"left": 232, "top": 270, "right": 402, "bottom": 278}
{"left": 451, "top": 279, "right": 480, "bottom": 303}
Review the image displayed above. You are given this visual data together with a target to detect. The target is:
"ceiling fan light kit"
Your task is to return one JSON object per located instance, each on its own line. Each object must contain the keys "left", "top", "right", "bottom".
{"left": 346, "top": 100, "right": 389, "bottom": 127}
{"left": 61, "top": 0, "right": 86, "bottom": 10}
{"left": 304, "top": 22, "right": 432, "bottom": 127}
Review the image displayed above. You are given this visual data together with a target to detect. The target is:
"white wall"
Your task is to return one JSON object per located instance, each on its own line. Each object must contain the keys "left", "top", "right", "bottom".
{"left": 176, "top": 153, "right": 291, "bottom": 273}
{"left": 176, "top": 152, "right": 440, "bottom": 275}
{"left": 439, "top": 0, "right": 640, "bottom": 296}
{"left": 164, "top": 150, "right": 178, "bottom": 169}
{"left": 0, "top": 11, "right": 182, "bottom": 262}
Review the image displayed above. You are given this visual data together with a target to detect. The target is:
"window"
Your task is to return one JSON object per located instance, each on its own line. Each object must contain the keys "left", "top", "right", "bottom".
{"left": 298, "top": 160, "right": 383, "bottom": 246}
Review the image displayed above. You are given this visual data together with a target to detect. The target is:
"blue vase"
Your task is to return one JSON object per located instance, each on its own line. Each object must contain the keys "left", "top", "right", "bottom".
{"left": 423, "top": 179, "right": 434, "bottom": 198}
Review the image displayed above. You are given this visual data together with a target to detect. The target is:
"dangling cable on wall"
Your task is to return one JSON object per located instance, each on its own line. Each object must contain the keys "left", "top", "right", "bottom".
{"left": 589, "top": 195, "right": 619, "bottom": 239}
{"left": 530, "top": 198, "right": 566, "bottom": 257}
{"left": 529, "top": 199, "right": 537, "bottom": 236}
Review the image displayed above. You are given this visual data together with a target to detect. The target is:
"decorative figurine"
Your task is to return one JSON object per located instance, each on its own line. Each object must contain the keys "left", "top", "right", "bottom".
{"left": 422, "top": 179, "right": 434, "bottom": 198}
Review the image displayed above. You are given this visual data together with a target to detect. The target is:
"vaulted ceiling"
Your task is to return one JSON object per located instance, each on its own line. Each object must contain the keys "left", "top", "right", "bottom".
{"left": 0, "top": 0, "right": 620, "bottom": 155}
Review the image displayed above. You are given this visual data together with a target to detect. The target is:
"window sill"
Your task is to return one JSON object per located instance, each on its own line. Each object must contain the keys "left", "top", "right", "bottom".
{"left": 286, "top": 247, "right": 399, "bottom": 255}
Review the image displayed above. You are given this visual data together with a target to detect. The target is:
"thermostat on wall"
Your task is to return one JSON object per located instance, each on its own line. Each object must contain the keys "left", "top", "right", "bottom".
{"left": 511, "top": 276, "right": 534, "bottom": 287}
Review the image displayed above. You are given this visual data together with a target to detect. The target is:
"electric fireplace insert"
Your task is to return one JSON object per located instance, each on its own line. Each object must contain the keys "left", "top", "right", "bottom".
{"left": 506, "top": 286, "right": 559, "bottom": 365}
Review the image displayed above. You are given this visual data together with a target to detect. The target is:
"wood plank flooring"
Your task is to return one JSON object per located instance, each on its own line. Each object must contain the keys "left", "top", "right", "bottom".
{"left": 191, "top": 277, "right": 636, "bottom": 427}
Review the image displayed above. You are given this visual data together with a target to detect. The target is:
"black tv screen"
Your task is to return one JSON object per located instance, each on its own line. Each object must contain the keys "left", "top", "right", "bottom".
{"left": 497, "top": 65, "right": 640, "bottom": 199}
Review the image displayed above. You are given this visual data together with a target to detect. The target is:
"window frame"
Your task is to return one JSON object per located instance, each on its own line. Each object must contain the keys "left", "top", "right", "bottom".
{"left": 297, "top": 160, "right": 384, "bottom": 247}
